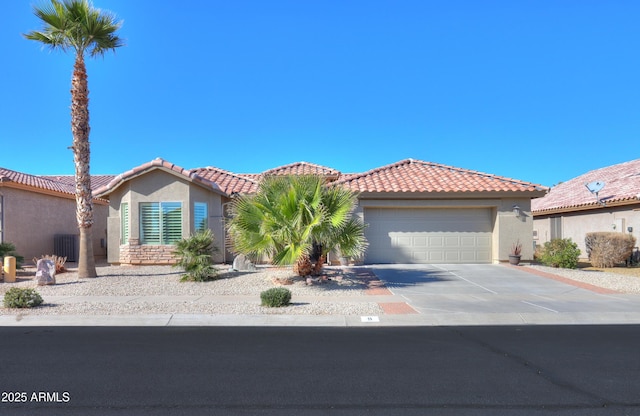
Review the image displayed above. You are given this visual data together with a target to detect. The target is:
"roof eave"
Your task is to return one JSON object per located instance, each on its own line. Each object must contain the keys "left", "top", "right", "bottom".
{"left": 0, "top": 181, "right": 108, "bottom": 204}
{"left": 533, "top": 198, "right": 640, "bottom": 216}
{"left": 94, "top": 165, "right": 225, "bottom": 199}
{"left": 355, "top": 189, "right": 547, "bottom": 199}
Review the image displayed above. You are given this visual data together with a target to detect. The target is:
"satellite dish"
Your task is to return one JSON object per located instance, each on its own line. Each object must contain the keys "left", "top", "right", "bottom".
{"left": 585, "top": 181, "right": 605, "bottom": 194}
{"left": 585, "top": 181, "right": 606, "bottom": 206}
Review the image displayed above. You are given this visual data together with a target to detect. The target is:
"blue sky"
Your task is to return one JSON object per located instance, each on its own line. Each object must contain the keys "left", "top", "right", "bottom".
{"left": 2, "top": 0, "right": 639, "bottom": 187}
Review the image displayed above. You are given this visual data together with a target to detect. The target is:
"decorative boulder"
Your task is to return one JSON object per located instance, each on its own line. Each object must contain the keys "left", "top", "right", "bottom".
{"left": 232, "top": 254, "right": 256, "bottom": 272}
{"left": 35, "top": 259, "right": 56, "bottom": 286}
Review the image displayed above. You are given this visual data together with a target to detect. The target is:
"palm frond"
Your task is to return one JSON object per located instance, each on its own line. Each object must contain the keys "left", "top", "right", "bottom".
{"left": 226, "top": 174, "right": 366, "bottom": 273}
{"left": 24, "top": 0, "right": 124, "bottom": 57}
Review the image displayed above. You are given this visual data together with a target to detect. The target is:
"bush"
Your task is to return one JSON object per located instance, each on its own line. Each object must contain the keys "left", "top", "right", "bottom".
{"left": 585, "top": 232, "right": 636, "bottom": 268}
{"left": 538, "top": 238, "right": 581, "bottom": 269}
{"left": 173, "top": 229, "right": 219, "bottom": 282}
{"left": 4, "top": 288, "right": 43, "bottom": 308}
{"left": 0, "top": 242, "right": 24, "bottom": 268}
{"left": 260, "top": 287, "right": 292, "bottom": 307}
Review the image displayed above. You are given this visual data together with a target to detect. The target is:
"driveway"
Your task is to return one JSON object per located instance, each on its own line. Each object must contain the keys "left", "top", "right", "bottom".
{"left": 367, "top": 264, "right": 640, "bottom": 325}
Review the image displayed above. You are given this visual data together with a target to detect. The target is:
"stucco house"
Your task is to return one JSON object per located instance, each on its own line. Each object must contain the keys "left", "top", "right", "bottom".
{"left": 532, "top": 158, "right": 640, "bottom": 259}
{"left": 94, "top": 157, "right": 547, "bottom": 265}
{"left": 0, "top": 167, "right": 111, "bottom": 262}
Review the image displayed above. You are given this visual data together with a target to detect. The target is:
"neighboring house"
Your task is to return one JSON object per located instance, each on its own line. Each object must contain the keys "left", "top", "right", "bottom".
{"left": 94, "top": 157, "right": 547, "bottom": 265}
{"left": 0, "top": 167, "right": 111, "bottom": 262}
{"left": 532, "top": 159, "right": 640, "bottom": 259}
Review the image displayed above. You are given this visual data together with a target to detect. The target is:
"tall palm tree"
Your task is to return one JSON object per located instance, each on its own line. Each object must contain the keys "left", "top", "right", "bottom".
{"left": 226, "top": 175, "right": 368, "bottom": 276}
{"left": 24, "top": 0, "right": 124, "bottom": 277}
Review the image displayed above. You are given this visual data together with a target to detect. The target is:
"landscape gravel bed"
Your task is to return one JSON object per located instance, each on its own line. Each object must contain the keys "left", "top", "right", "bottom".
{"left": 0, "top": 264, "right": 384, "bottom": 316}
{"left": 524, "top": 264, "right": 640, "bottom": 294}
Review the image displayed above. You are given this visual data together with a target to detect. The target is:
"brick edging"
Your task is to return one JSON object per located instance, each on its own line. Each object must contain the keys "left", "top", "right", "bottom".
{"left": 507, "top": 264, "right": 620, "bottom": 294}
{"left": 348, "top": 267, "right": 419, "bottom": 314}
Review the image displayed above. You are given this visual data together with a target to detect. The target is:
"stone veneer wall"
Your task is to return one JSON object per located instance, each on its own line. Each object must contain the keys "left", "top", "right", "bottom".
{"left": 119, "top": 239, "right": 178, "bottom": 265}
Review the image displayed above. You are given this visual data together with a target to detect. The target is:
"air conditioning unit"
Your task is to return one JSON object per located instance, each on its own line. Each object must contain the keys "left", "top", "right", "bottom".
{"left": 54, "top": 234, "right": 79, "bottom": 262}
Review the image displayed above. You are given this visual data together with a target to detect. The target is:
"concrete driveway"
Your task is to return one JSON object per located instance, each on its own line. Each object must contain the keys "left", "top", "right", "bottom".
{"left": 367, "top": 264, "right": 640, "bottom": 325}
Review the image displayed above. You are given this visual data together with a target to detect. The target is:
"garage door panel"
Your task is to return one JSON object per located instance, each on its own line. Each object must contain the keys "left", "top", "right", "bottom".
{"left": 364, "top": 208, "right": 492, "bottom": 264}
{"left": 460, "top": 236, "right": 476, "bottom": 247}
{"left": 428, "top": 236, "right": 444, "bottom": 247}
{"left": 445, "top": 236, "right": 460, "bottom": 247}
{"left": 413, "top": 237, "right": 428, "bottom": 246}
{"left": 428, "top": 252, "right": 444, "bottom": 262}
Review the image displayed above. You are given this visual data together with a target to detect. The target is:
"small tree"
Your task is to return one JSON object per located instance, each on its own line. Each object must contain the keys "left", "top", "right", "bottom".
{"left": 24, "top": 0, "right": 124, "bottom": 278}
{"left": 173, "top": 229, "right": 218, "bottom": 282}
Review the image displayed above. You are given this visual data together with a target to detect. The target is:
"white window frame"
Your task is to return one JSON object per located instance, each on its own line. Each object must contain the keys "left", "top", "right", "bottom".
{"left": 140, "top": 202, "right": 183, "bottom": 245}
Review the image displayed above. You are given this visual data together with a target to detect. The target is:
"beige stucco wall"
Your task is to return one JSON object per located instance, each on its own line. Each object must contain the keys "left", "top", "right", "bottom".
{"left": 0, "top": 187, "right": 108, "bottom": 262}
{"left": 533, "top": 204, "right": 640, "bottom": 259}
{"left": 104, "top": 169, "right": 225, "bottom": 264}
{"left": 354, "top": 194, "right": 535, "bottom": 263}
{"left": 495, "top": 197, "right": 535, "bottom": 261}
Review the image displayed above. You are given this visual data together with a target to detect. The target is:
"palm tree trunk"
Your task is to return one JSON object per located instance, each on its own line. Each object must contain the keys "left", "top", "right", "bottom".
{"left": 312, "top": 254, "right": 326, "bottom": 276}
{"left": 293, "top": 255, "right": 313, "bottom": 277}
{"left": 71, "top": 54, "right": 97, "bottom": 278}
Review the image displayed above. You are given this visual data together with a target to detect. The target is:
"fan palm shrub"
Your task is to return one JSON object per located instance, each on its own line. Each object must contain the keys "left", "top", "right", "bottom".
{"left": 226, "top": 175, "right": 367, "bottom": 276}
{"left": 173, "top": 229, "right": 218, "bottom": 282}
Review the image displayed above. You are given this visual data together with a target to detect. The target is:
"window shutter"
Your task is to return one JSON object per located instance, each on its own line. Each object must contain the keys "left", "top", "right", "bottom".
{"left": 121, "top": 203, "right": 129, "bottom": 244}
{"left": 140, "top": 203, "right": 161, "bottom": 244}
{"left": 162, "top": 202, "right": 182, "bottom": 244}
{"left": 194, "top": 202, "right": 208, "bottom": 232}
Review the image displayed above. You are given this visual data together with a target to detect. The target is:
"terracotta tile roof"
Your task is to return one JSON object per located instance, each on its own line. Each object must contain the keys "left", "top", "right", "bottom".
{"left": 0, "top": 168, "right": 112, "bottom": 204}
{"left": 331, "top": 159, "right": 547, "bottom": 194}
{"left": 259, "top": 161, "right": 341, "bottom": 178}
{"left": 93, "top": 158, "right": 223, "bottom": 196}
{"left": 532, "top": 159, "right": 640, "bottom": 214}
{"left": 0, "top": 167, "right": 75, "bottom": 195}
{"left": 193, "top": 167, "right": 259, "bottom": 195}
{"left": 42, "top": 175, "right": 116, "bottom": 191}
{"left": 236, "top": 173, "right": 262, "bottom": 181}
{"left": 9, "top": 157, "right": 545, "bottom": 200}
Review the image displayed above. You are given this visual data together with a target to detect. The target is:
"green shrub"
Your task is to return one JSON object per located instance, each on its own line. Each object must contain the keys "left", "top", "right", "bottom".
{"left": 173, "top": 229, "right": 219, "bottom": 282}
{"left": 538, "top": 238, "right": 581, "bottom": 269}
{"left": 260, "top": 287, "right": 292, "bottom": 307}
{"left": 4, "top": 288, "right": 43, "bottom": 308}
{"left": 585, "top": 232, "right": 636, "bottom": 268}
{"left": 0, "top": 242, "right": 24, "bottom": 268}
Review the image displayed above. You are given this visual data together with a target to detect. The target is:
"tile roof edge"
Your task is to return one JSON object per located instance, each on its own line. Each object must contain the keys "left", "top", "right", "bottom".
{"left": 261, "top": 161, "right": 342, "bottom": 175}
{"left": 332, "top": 158, "right": 547, "bottom": 189}
{"left": 0, "top": 167, "right": 75, "bottom": 195}
{"left": 94, "top": 158, "right": 224, "bottom": 196}
{"left": 195, "top": 166, "right": 261, "bottom": 184}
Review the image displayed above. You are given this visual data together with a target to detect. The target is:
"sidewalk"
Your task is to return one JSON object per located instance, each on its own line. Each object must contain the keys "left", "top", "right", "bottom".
{"left": 2, "top": 265, "right": 640, "bottom": 327}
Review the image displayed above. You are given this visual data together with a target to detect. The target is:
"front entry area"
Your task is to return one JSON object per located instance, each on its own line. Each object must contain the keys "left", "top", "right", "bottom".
{"left": 364, "top": 208, "right": 492, "bottom": 264}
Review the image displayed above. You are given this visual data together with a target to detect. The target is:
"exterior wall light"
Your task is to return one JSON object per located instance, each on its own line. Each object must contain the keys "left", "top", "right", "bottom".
{"left": 512, "top": 205, "right": 521, "bottom": 217}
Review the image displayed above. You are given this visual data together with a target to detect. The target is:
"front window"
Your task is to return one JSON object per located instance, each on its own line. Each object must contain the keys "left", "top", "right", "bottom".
{"left": 140, "top": 202, "right": 182, "bottom": 244}
{"left": 194, "top": 202, "right": 208, "bottom": 232}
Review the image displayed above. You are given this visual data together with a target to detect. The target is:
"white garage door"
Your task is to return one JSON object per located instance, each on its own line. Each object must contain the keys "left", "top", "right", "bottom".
{"left": 364, "top": 208, "right": 492, "bottom": 264}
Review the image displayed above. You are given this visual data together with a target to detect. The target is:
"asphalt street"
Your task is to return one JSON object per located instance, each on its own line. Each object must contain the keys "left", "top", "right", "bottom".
{"left": 0, "top": 325, "right": 639, "bottom": 415}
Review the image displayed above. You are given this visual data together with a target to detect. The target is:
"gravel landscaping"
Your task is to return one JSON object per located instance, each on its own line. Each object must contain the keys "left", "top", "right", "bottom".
{"left": 524, "top": 264, "right": 640, "bottom": 294}
{"left": 2, "top": 262, "right": 639, "bottom": 316}
{"left": 0, "top": 264, "right": 384, "bottom": 316}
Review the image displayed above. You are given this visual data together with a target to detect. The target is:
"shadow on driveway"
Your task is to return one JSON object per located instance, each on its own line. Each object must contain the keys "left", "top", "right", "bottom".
{"left": 373, "top": 268, "right": 455, "bottom": 288}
